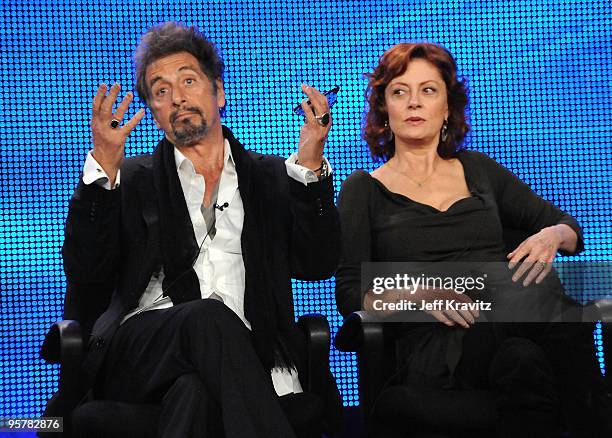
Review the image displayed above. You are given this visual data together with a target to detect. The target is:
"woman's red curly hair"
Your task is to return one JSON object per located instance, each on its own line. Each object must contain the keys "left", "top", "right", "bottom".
{"left": 363, "top": 43, "right": 470, "bottom": 161}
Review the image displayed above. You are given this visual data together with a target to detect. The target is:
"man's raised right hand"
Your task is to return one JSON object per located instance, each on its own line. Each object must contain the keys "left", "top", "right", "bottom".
{"left": 91, "top": 83, "right": 145, "bottom": 186}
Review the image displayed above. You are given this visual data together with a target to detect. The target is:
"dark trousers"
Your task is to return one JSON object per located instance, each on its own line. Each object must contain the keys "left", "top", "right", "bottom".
{"left": 455, "top": 322, "right": 601, "bottom": 438}
{"left": 389, "top": 321, "right": 601, "bottom": 438}
{"left": 98, "top": 298, "right": 297, "bottom": 438}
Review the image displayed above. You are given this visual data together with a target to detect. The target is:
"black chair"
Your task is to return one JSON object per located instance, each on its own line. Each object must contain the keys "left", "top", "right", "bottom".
{"left": 40, "top": 312, "right": 336, "bottom": 438}
{"left": 334, "top": 229, "right": 612, "bottom": 438}
{"left": 336, "top": 313, "right": 612, "bottom": 438}
{"left": 336, "top": 310, "right": 499, "bottom": 438}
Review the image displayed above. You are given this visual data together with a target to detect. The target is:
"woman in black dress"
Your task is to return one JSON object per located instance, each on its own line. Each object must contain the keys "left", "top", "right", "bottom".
{"left": 335, "top": 42, "right": 601, "bottom": 437}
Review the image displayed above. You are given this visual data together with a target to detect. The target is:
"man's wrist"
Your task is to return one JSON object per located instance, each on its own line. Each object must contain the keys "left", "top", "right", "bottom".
{"left": 285, "top": 153, "right": 332, "bottom": 185}
{"left": 84, "top": 151, "right": 121, "bottom": 190}
{"left": 91, "top": 151, "right": 121, "bottom": 179}
{"left": 296, "top": 152, "right": 323, "bottom": 169}
{"left": 295, "top": 158, "right": 328, "bottom": 180}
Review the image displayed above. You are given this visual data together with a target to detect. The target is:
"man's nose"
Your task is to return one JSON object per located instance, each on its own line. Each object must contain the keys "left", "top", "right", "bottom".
{"left": 172, "top": 88, "right": 186, "bottom": 106}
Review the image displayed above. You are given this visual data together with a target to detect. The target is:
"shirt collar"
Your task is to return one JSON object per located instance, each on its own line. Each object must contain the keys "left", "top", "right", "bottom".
{"left": 173, "top": 139, "right": 235, "bottom": 173}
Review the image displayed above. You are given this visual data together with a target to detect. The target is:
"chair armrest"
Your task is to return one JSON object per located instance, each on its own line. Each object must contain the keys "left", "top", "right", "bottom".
{"left": 334, "top": 311, "right": 384, "bottom": 352}
{"left": 296, "top": 313, "right": 330, "bottom": 396}
{"left": 41, "top": 320, "right": 83, "bottom": 364}
{"left": 40, "top": 320, "right": 84, "bottom": 423}
{"left": 334, "top": 311, "right": 387, "bottom": 418}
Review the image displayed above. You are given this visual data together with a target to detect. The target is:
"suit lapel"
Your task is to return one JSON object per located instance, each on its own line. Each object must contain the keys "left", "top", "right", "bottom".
{"left": 224, "top": 127, "right": 269, "bottom": 328}
{"left": 225, "top": 127, "right": 257, "bottom": 272}
{"left": 223, "top": 127, "right": 281, "bottom": 368}
{"left": 134, "top": 159, "right": 162, "bottom": 299}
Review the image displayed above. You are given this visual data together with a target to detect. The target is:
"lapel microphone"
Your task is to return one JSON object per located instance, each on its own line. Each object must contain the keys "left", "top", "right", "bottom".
{"left": 214, "top": 202, "right": 229, "bottom": 211}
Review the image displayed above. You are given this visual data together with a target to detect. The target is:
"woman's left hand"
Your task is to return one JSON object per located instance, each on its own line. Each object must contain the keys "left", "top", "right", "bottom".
{"left": 507, "top": 225, "right": 565, "bottom": 286}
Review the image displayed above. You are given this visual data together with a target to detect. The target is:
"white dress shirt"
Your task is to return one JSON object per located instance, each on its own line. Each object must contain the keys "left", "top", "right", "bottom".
{"left": 82, "top": 139, "right": 332, "bottom": 396}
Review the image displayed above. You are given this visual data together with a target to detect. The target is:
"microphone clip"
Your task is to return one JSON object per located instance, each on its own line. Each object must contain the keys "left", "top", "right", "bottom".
{"left": 214, "top": 202, "right": 229, "bottom": 212}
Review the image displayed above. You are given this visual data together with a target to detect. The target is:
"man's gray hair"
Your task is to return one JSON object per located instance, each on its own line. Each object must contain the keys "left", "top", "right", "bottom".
{"left": 134, "top": 22, "right": 224, "bottom": 104}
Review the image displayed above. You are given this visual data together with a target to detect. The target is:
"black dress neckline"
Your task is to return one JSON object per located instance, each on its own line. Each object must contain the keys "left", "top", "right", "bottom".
{"left": 365, "top": 152, "right": 476, "bottom": 214}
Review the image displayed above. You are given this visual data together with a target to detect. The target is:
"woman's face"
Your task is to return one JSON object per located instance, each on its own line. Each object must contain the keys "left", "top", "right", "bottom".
{"left": 384, "top": 58, "right": 449, "bottom": 148}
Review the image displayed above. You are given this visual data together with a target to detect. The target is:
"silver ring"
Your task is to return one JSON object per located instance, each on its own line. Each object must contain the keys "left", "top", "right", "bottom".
{"left": 110, "top": 118, "right": 120, "bottom": 129}
{"left": 315, "top": 112, "right": 330, "bottom": 127}
{"left": 536, "top": 261, "right": 547, "bottom": 269}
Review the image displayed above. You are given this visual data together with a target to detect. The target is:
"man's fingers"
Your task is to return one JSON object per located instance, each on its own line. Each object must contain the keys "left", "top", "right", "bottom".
{"left": 113, "top": 92, "right": 134, "bottom": 122}
{"left": 300, "top": 96, "right": 316, "bottom": 125}
{"left": 92, "top": 83, "right": 108, "bottom": 117}
{"left": 306, "top": 86, "right": 328, "bottom": 115}
{"left": 309, "top": 89, "right": 330, "bottom": 122}
{"left": 123, "top": 108, "right": 145, "bottom": 134}
{"left": 100, "top": 83, "right": 121, "bottom": 117}
{"left": 300, "top": 84, "right": 329, "bottom": 123}
{"left": 301, "top": 84, "right": 316, "bottom": 123}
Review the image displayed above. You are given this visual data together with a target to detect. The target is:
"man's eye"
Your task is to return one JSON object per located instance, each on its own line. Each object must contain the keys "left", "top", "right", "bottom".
{"left": 185, "top": 78, "right": 194, "bottom": 85}
{"left": 156, "top": 88, "right": 167, "bottom": 96}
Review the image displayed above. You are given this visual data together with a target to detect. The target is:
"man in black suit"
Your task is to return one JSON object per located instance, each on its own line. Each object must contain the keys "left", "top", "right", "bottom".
{"left": 62, "top": 22, "right": 341, "bottom": 437}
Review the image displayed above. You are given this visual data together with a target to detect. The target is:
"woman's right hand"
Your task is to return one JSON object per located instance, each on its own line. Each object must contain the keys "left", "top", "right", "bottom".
{"left": 363, "top": 287, "right": 479, "bottom": 328}
{"left": 417, "top": 288, "right": 478, "bottom": 329}
{"left": 91, "top": 83, "right": 145, "bottom": 185}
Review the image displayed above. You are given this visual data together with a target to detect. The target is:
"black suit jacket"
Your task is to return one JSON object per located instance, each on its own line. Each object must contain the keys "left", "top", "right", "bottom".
{"left": 61, "top": 127, "right": 342, "bottom": 427}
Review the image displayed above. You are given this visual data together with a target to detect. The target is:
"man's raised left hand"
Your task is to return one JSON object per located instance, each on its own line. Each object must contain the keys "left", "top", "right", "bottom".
{"left": 296, "top": 84, "right": 332, "bottom": 174}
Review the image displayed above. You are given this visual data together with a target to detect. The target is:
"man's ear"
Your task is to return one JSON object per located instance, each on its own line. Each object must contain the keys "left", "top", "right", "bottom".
{"left": 215, "top": 79, "right": 226, "bottom": 109}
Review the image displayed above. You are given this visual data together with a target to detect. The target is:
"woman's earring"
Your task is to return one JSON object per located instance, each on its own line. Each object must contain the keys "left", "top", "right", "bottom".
{"left": 385, "top": 120, "right": 394, "bottom": 143}
{"left": 440, "top": 119, "right": 449, "bottom": 142}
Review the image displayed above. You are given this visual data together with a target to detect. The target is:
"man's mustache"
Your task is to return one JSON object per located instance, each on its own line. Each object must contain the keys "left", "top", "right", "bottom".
{"left": 170, "top": 107, "right": 203, "bottom": 124}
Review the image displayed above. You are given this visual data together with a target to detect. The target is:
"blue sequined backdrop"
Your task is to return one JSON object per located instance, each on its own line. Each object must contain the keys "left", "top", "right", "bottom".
{"left": 2, "top": 0, "right": 611, "bottom": 417}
